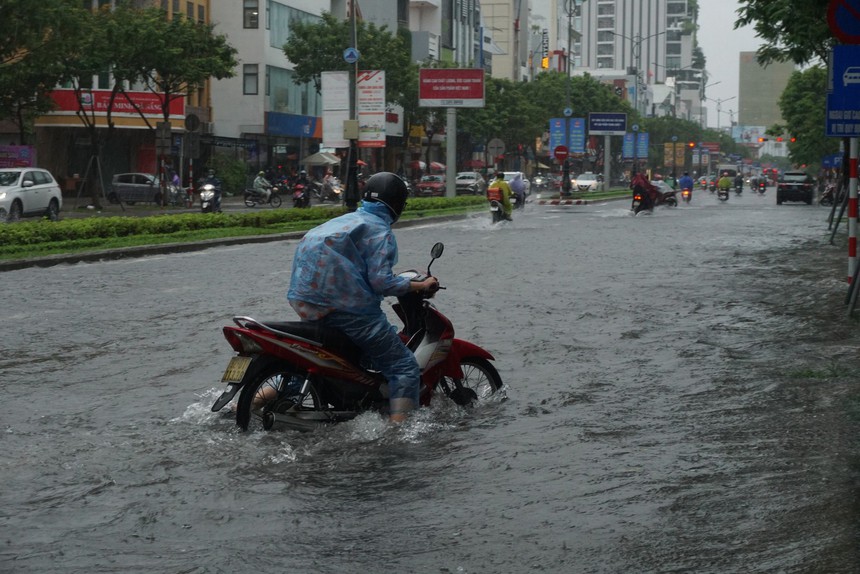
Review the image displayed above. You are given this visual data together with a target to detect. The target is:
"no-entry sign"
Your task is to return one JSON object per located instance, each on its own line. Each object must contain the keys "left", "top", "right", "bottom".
{"left": 554, "top": 145, "right": 569, "bottom": 162}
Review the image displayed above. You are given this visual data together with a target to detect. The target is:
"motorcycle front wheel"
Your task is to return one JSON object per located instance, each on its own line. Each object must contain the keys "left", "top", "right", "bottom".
{"left": 269, "top": 193, "right": 283, "bottom": 208}
{"left": 439, "top": 357, "right": 503, "bottom": 406}
{"left": 235, "top": 365, "right": 323, "bottom": 431}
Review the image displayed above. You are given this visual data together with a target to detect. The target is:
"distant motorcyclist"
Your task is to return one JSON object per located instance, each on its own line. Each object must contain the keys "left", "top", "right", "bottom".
{"left": 253, "top": 170, "right": 272, "bottom": 201}
{"left": 509, "top": 172, "right": 526, "bottom": 208}
{"left": 202, "top": 169, "right": 222, "bottom": 212}
{"left": 734, "top": 173, "right": 744, "bottom": 193}
{"left": 718, "top": 172, "right": 733, "bottom": 192}
{"left": 678, "top": 171, "right": 694, "bottom": 192}
{"left": 487, "top": 171, "right": 513, "bottom": 221}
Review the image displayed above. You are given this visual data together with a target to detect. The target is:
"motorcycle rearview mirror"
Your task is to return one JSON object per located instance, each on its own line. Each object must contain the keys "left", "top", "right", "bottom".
{"left": 427, "top": 242, "right": 444, "bottom": 275}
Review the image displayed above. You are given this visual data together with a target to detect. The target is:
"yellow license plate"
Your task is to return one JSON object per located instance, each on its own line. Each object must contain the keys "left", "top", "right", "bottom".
{"left": 221, "top": 356, "right": 252, "bottom": 383}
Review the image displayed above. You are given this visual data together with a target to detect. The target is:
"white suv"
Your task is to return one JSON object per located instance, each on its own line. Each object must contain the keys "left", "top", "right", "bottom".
{"left": 0, "top": 167, "right": 63, "bottom": 222}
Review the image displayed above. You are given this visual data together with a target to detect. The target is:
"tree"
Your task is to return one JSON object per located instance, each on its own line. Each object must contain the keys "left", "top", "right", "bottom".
{"left": 776, "top": 66, "right": 839, "bottom": 167}
{"left": 283, "top": 12, "right": 414, "bottom": 107}
{"left": 735, "top": 0, "right": 834, "bottom": 65}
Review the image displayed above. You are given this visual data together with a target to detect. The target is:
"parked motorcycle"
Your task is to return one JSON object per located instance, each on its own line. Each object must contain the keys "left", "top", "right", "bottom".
{"left": 292, "top": 183, "right": 311, "bottom": 208}
{"left": 210, "top": 243, "right": 503, "bottom": 431}
{"left": 199, "top": 183, "right": 220, "bottom": 213}
{"left": 819, "top": 183, "right": 839, "bottom": 206}
{"left": 717, "top": 187, "right": 730, "bottom": 202}
{"left": 244, "top": 185, "right": 283, "bottom": 208}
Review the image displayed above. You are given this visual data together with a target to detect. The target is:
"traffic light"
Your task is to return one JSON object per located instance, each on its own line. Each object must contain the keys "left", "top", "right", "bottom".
{"left": 776, "top": 136, "right": 783, "bottom": 142}
{"left": 758, "top": 137, "right": 768, "bottom": 142}
{"left": 790, "top": 136, "right": 797, "bottom": 143}
{"left": 688, "top": 142, "right": 695, "bottom": 148}
{"left": 541, "top": 57, "right": 549, "bottom": 69}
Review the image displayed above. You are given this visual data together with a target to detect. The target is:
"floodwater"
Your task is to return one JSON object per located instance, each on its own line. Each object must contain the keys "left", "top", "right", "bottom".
{"left": 2, "top": 191, "right": 859, "bottom": 573}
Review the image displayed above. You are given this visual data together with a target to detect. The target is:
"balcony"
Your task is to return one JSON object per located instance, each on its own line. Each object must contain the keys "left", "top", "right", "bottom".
{"left": 410, "top": 0, "right": 439, "bottom": 8}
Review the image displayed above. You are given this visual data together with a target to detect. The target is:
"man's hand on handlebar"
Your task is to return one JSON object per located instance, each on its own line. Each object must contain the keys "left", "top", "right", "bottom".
{"left": 411, "top": 276, "right": 439, "bottom": 295}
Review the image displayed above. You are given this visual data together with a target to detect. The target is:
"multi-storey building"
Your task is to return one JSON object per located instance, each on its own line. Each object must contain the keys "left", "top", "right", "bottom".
{"left": 576, "top": 0, "right": 703, "bottom": 120}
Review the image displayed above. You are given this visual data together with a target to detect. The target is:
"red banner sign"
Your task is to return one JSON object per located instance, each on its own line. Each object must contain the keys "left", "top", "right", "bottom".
{"left": 48, "top": 89, "right": 184, "bottom": 118}
{"left": 419, "top": 69, "right": 485, "bottom": 108}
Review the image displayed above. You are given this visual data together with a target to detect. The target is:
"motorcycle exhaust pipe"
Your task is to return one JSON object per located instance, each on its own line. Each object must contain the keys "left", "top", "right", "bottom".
{"left": 263, "top": 410, "right": 360, "bottom": 432}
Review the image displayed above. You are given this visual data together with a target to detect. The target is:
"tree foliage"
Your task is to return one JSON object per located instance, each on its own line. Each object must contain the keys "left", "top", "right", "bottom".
{"left": 776, "top": 66, "right": 839, "bottom": 167}
{"left": 735, "top": 0, "right": 835, "bottom": 65}
{"left": 283, "top": 12, "right": 414, "bottom": 106}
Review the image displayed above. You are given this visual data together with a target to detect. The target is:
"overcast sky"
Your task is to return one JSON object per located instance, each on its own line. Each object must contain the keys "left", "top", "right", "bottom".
{"left": 697, "top": 1, "right": 764, "bottom": 128}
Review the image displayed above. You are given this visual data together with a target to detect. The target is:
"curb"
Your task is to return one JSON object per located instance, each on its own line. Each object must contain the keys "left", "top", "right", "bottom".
{"left": 0, "top": 213, "right": 470, "bottom": 272}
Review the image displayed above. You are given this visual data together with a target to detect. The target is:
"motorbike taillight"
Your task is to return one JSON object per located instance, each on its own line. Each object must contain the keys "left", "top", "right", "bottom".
{"left": 633, "top": 194, "right": 642, "bottom": 201}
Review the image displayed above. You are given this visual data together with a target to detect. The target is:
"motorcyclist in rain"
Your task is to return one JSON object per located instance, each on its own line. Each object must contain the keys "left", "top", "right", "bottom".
{"left": 734, "top": 173, "right": 744, "bottom": 193}
{"left": 287, "top": 173, "right": 438, "bottom": 424}
{"left": 631, "top": 170, "right": 660, "bottom": 209}
{"left": 678, "top": 171, "right": 694, "bottom": 192}
{"left": 486, "top": 171, "right": 513, "bottom": 221}
{"left": 509, "top": 172, "right": 526, "bottom": 209}
{"left": 253, "top": 170, "right": 272, "bottom": 202}
{"left": 202, "top": 169, "right": 222, "bottom": 212}
{"left": 718, "top": 172, "right": 733, "bottom": 193}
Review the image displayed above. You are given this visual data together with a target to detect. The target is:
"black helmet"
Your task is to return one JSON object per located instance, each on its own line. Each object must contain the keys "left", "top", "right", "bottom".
{"left": 495, "top": 170, "right": 504, "bottom": 179}
{"left": 363, "top": 172, "right": 408, "bottom": 222}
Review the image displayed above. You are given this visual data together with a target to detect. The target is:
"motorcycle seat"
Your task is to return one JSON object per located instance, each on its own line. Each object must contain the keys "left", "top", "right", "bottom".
{"left": 254, "top": 320, "right": 363, "bottom": 364}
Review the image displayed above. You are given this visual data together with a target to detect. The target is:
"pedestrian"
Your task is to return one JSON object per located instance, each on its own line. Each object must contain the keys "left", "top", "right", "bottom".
{"left": 287, "top": 172, "right": 438, "bottom": 423}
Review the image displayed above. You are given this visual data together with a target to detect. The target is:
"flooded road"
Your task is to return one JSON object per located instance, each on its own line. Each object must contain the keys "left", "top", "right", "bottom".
{"left": 2, "top": 193, "right": 859, "bottom": 573}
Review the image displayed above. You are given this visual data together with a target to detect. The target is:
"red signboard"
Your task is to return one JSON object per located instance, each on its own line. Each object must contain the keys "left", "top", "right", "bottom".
{"left": 554, "top": 145, "right": 569, "bottom": 162}
{"left": 47, "top": 89, "right": 185, "bottom": 118}
{"left": 419, "top": 69, "right": 485, "bottom": 108}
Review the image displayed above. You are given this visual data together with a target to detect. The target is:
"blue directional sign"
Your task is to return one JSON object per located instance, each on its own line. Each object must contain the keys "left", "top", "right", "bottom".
{"left": 569, "top": 118, "right": 586, "bottom": 155}
{"left": 588, "top": 112, "right": 627, "bottom": 135}
{"left": 826, "top": 44, "right": 860, "bottom": 137}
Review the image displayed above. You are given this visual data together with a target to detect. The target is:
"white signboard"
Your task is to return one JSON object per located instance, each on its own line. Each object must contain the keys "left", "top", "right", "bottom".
{"left": 322, "top": 71, "right": 350, "bottom": 149}
{"left": 357, "top": 70, "right": 386, "bottom": 148}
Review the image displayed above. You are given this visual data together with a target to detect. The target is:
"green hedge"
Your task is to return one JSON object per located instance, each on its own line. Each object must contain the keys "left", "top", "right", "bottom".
{"left": 0, "top": 196, "right": 486, "bottom": 247}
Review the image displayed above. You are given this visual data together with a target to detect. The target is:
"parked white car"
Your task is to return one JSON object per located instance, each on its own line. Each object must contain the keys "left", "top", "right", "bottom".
{"left": 503, "top": 171, "right": 530, "bottom": 195}
{"left": 0, "top": 167, "right": 63, "bottom": 222}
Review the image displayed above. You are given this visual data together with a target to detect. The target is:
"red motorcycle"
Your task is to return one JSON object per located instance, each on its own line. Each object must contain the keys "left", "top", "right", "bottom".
{"left": 210, "top": 243, "right": 504, "bottom": 431}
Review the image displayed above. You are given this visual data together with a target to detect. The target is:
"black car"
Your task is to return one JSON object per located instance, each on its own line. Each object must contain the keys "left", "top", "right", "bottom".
{"left": 776, "top": 171, "right": 815, "bottom": 205}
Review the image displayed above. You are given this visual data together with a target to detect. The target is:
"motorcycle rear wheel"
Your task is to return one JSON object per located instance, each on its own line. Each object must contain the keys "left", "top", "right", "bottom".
{"left": 235, "top": 366, "right": 323, "bottom": 431}
{"left": 244, "top": 195, "right": 257, "bottom": 208}
{"left": 439, "top": 357, "right": 503, "bottom": 406}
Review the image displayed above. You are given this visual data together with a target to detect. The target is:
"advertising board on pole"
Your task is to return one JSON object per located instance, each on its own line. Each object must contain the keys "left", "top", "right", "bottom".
{"left": 419, "top": 69, "right": 485, "bottom": 108}
{"left": 322, "top": 71, "right": 350, "bottom": 149}
{"left": 357, "top": 70, "right": 386, "bottom": 148}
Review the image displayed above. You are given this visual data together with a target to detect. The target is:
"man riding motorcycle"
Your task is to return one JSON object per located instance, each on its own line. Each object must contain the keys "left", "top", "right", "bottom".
{"left": 253, "top": 170, "right": 272, "bottom": 202}
{"left": 717, "top": 172, "right": 733, "bottom": 193}
{"left": 487, "top": 171, "right": 513, "bottom": 221}
{"left": 201, "top": 169, "right": 222, "bottom": 212}
{"left": 287, "top": 172, "right": 438, "bottom": 423}
{"left": 678, "top": 171, "right": 694, "bottom": 192}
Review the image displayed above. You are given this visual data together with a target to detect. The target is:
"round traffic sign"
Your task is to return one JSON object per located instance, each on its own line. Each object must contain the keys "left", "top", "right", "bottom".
{"left": 343, "top": 47, "right": 360, "bottom": 64}
{"left": 554, "top": 145, "right": 569, "bottom": 162}
{"left": 487, "top": 137, "right": 506, "bottom": 157}
{"left": 563, "top": 107, "right": 573, "bottom": 117}
{"left": 828, "top": 0, "right": 860, "bottom": 43}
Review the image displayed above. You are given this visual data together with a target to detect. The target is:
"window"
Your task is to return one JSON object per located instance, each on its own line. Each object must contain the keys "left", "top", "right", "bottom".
{"left": 172, "top": 0, "right": 179, "bottom": 13}
{"left": 198, "top": 4, "right": 204, "bottom": 23}
{"left": 244, "top": 0, "right": 259, "bottom": 29}
{"left": 187, "top": 2, "right": 193, "bottom": 18}
{"left": 243, "top": 64, "right": 259, "bottom": 95}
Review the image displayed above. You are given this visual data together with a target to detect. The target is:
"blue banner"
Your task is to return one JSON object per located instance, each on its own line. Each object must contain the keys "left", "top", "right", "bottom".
{"left": 622, "top": 133, "right": 635, "bottom": 159}
{"left": 569, "top": 118, "right": 585, "bottom": 155}
{"left": 636, "top": 132, "right": 649, "bottom": 159}
{"left": 549, "top": 118, "right": 567, "bottom": 152}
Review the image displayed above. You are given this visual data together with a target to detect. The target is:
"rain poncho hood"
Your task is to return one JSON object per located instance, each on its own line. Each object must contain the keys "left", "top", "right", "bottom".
{"left": 287, "top": 201, "right": 412, "bottom": 317}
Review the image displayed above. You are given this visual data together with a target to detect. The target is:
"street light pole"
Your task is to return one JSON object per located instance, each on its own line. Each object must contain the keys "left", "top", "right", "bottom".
{"left": 671, "top": 135, "right": 678, "bottom": 181}
{"left": 609, "top": 30, "right": 667, "bottom": 115}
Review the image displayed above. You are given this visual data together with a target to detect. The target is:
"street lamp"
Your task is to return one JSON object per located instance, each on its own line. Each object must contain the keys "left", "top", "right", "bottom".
{"left": 706, "top": 96, "right": 736, "bottom": 130}
{"left": 671, "top": 135, "right": 678, "bottom": 180}
{"left": 608, "top": 30, "right": 668, "bottom": 114}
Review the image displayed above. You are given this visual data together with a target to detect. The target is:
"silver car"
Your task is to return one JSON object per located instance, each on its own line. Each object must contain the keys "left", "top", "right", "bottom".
{"left": 0, "top": 167, "right": 63, "bottom": 222}
{"left": 109, "top": 173, "right": 164, "bottom": 205}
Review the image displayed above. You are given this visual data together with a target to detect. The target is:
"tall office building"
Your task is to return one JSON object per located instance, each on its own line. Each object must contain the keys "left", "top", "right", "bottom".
{"left": 738, "top": 52, "right": 795, "bottom": 129}
{"left": 576, "top": 0, "right": 701, "bottom": 118}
